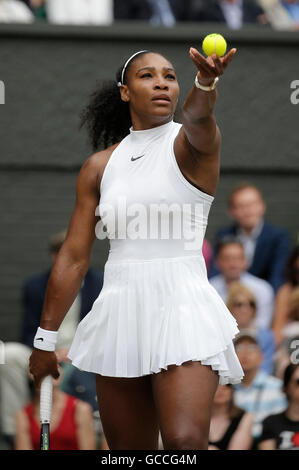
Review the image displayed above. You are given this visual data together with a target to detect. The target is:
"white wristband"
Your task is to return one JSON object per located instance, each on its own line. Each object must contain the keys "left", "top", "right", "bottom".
{"left": 33, "top": 327, "right": 58, "bottom": 352}
{"left": 194, "top": 74, "right": 219, "bottom": 91}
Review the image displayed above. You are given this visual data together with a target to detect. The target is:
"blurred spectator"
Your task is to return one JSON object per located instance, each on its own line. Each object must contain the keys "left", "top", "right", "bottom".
{"left": 257, "top": 0, "right": 296, "bottom": 29}
{"left": 14, "top": 367, "right": 96, "bottom": 450}
{"left": 274, "top": 334, "right": 299, "bottom": 380}
{"left": 233, "top": 331, "right": 287, "bottom": 447}
{"left": 0, "top": 343, "right": 31, "bottom": 448}
{"left": 258, "top": 363, "right": 299, "bottom": 449}
{"left": 272, "top": 245, "right": 299, "bottom": 344}
{"left": 208, "top": 383, "right": 253, "bottom": 449}
{"left": 0, "top": 230, "right": 104, "bottom": 447}
{"left": 44, "top": 0, "right": 113, "bottom": 25}
{"left": 188, "top": 0, "right": 268, "bottom": 29}
{"left": 209, "top": 237, "right": 275, "bottom": 329}
{"left": 281, "top": 287, "right": 299, "bottom": 338}
{"left": 281, "top": 0, "right": 299, "bottom": 28}
{"left": 0, "top": 0, "right": 34, "bottom": 22}
{"left": 209, "top": 183, "right": 290, "bottom": 293}
{"left": 263, "top": 0, "right": 299, "bottom": 30}
{"left": 202, "top": 238, "right": 213, "bottom": 275}
{"left": 20, "top": 229, "right": 104, "bottom": 354}
{"left": 26, "top": 0, "right": 47, "bottom": 20}
{"left": 226, "top": 282, "right": 275, "bottom": 373}
{"left": 114, "top": 0, "right": 191, "bottom": 25}
{"left": 59, "top": 362, "right": 104, "bottom": 447}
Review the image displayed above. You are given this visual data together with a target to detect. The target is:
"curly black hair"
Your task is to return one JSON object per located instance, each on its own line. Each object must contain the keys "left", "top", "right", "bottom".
{"left": 283, "top": 362, "right": 299, "bottom": 400}
{"left": 79, "top": 51, "right": 153, "bottom": 151}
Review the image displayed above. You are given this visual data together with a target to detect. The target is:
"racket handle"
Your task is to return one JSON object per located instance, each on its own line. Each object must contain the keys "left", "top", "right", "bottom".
{"left": 40, "top": 376, "right": 53, "bottom": 424}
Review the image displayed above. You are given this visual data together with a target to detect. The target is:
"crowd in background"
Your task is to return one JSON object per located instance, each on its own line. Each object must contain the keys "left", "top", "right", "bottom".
{"left": 1, "top": 181, "right": 299, "bottom": 450}
{"left": 0, "top": 0, "right": 299, "bottom": 31}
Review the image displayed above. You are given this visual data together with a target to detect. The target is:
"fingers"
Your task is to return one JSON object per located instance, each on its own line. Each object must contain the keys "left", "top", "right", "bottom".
{"left": 189, "top": 47, "right": 218, "bottom": 78}
{"left": 190, "top": 47, "right": 208, "bottom": 66}
{"left": 209, "top": 55, "right": 224, "bottom": 76}
{"left": 33, "top": 368, "right": 59, "bottom": 390}
{"left": 52, "top": 368, "right": 60, "bottom": 380}
{"left": 190, "top": 46, "right": 237, "bottom": 77}
{"left": 222, "top": 48, "right": 237, "bottom": 67}
{"left": 29, "top": 349, "right": 60, "bottom": 390}
{"left": 34, "top": 374, "right": 43, "bottom": 391}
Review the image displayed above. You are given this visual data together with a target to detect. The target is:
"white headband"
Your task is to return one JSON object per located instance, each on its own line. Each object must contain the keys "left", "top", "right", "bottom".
{"left": 117, "top": 50, "right": 148, "bottom": 87}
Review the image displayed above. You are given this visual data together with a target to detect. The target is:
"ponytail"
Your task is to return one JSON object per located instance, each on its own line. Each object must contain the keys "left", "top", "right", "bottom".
{"left": 79, "top": 71, "right": 131, "bottom": 151}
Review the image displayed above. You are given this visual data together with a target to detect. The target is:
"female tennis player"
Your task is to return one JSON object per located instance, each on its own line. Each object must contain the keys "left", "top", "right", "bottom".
{"left": 29, "top": 47, "right": 244, "bottom": 450}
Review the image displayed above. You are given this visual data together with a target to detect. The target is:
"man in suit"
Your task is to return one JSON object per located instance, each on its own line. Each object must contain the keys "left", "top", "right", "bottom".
{"left": 190, "top": 0, "right": 267, "bottom": 28}
{"left": 114, "top": 0, "right": 192, "bottom": 24}
{"left": 20, "top": 229, "right": 104, "bottom": 353}
{"left": 209, "top": 183, "right": 290, "bottom": 293}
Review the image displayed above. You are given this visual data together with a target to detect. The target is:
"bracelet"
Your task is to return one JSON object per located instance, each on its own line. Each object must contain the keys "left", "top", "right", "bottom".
{"left": 33, "top": 327, "right": 58, "bottom": 352}
{"left": 194, "top": 74, "right": 219, "bottom": 91}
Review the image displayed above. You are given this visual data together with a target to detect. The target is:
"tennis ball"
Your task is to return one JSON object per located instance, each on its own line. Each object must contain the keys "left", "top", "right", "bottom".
{"left": 202, "top": 33, "right": 227, "bottom": 57}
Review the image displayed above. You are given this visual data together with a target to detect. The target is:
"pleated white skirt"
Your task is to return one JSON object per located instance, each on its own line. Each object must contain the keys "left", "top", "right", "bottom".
{"left": 68, "top": 255, "right": 244, "bottom": 385}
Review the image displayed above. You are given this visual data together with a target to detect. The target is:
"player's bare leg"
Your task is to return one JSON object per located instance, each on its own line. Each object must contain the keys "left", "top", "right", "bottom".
{"left": 95, "top": 374, "right": 159, "bottom": 450}
{"left": 151, "top": 360, "right": 219, "bottom": 450}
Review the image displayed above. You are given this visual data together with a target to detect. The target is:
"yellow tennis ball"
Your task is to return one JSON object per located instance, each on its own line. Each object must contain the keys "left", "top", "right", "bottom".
{"left": 202, "top": 33, "right": 227, "bottom": 57}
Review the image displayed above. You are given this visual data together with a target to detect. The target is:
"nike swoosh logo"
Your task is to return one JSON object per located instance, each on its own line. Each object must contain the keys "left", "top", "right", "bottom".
{"left": 131, "top": 155, "right": 145, "bottom": 161}
{"left": 36, "top": 338, "right": 44, "bottom": 341}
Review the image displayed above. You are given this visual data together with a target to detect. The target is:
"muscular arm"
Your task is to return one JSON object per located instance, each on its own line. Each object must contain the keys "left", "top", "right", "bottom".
{"left": 181, "top": 71, "right": 220, "bottom": 156}
{"left": 29, "top": 147, "right": 116, "bottom": 385}
{"left": 174, "top": 47, "right": 236, "bottom": 197}
{"left": 40, "top": 155, "right": 101, "bottom": 331}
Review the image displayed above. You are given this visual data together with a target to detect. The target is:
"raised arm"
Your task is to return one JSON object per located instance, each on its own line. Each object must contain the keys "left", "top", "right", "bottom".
{"left": 29, "top": 152, "right": 105, "bottom": 387}
{"left": 174, "top": 47, "right": 236, "bottom": 197}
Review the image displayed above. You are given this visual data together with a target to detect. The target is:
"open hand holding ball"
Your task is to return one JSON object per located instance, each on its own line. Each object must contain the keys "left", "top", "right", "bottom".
{"left": 189, "top": 37, "right": 237, "bottom": 85}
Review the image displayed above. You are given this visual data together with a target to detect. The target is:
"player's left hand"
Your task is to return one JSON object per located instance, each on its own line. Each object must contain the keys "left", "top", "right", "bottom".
{"left": 189, "top": 47, "right": 237, "bottom": 84}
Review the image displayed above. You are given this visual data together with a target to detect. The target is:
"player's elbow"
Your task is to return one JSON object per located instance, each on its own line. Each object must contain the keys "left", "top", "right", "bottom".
{"left": 54, "top": 241, "right": 90, "bottom": 277}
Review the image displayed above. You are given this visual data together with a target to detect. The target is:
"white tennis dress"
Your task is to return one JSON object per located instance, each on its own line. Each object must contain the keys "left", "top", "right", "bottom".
{"left": 68, "top": 120, "right": 244, "bottom": 385}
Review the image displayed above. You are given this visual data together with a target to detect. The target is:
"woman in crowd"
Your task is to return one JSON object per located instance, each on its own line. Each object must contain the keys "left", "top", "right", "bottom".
{"left": 14, "top": 366, "right": 96, "bottom": 450}
{"left": 259, "top": 363, "right": 299, "bottom": 450}
{"left": 280, "top": 286, "right": 299, "bottom": 339}
{"left": 226, "top": 282, "right": 275, "bottom": 374}
{"left": 209, "top": 383, "right": 253, "bottom": 450}
{"left": 272, "top": 244, "right": 299, "bottom": 343}
{"left": 273, "top": 287, "right": 299, "bottom": 379}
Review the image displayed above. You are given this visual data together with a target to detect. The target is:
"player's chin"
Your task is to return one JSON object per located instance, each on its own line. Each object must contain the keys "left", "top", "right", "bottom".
{"left": 151, "top": 100, "right": 172, "bottom": 108}
{"left": 151, "top": 102, "right": 174, "bottom": 116}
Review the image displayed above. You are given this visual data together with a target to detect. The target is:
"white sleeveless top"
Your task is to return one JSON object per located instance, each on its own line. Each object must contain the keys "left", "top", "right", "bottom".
{"left": 98, "top": 120, "right": 214, "bottom": 262}
{"left": 68, "top": 119, "right": 244, "bottom": 385}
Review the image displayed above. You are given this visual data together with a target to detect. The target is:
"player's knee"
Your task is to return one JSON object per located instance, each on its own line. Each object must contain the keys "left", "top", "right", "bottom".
{"left": 162, "top": 429, "right": 208, "bottom": 450}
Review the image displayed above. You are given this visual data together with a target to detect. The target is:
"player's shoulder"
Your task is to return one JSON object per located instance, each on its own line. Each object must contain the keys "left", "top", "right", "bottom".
{"left": 82, "top": 142, "right": 120, "bottom": 172}
{"left": 76, "top": 143, "right": 120, "bottom": 192}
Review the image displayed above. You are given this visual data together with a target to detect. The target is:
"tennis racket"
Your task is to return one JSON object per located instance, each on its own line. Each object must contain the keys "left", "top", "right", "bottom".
{"left": 40, "top": 376, "right": 53, "bottom": 450}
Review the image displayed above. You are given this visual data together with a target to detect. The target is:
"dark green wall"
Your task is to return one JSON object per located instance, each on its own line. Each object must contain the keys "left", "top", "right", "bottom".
{"left": 0, "top": 22, "right": 299, "bottom": 341}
